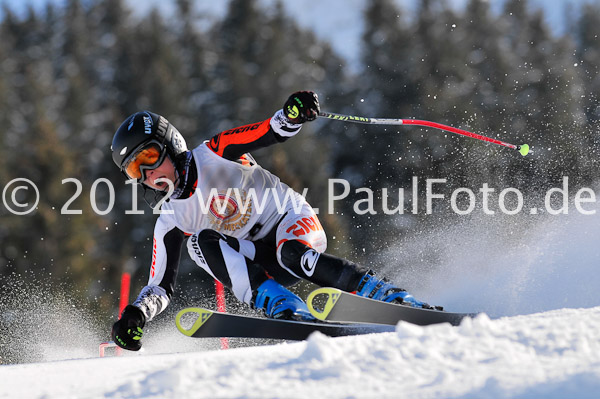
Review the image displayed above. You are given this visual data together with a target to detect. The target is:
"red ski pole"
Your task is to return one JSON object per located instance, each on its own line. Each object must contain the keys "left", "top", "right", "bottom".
{"left": 319, "top": 111, "right": 530, "bottom": 156}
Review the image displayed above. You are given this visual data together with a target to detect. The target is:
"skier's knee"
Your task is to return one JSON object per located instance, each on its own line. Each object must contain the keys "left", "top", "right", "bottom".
{"left": 278, "top": 240, "right": 324, "bottom": 280}
{"left": 278, "top": 240, "right": 313, "bottom": 268}
{"left": 191, "top": 229, "right": 240, "bottom": 250}
{"left": 196, "top": 228, "right": 223, "bottom": 244}
{"left": 187, "top": 229, "right": 225, "bottom": 268}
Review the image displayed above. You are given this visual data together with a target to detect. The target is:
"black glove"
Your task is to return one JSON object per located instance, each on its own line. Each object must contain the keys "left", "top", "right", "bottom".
{"left": 111, "top": 305, "right": 146, "bottom": 351}
{"left": 283, "top": 91, "right": 320, "bottom": 124}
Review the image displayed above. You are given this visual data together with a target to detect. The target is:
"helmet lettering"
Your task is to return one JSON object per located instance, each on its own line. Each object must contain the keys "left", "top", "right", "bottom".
{"left": 143, "top": 116, "right": 153, "bottom": 135}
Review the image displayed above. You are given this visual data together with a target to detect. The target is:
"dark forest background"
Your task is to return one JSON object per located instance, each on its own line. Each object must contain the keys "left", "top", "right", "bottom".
{"left": 2, "top": 0, "right": 600, "bottom": 362}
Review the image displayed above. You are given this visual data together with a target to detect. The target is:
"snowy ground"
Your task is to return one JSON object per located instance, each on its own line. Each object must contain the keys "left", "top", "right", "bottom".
{"left": 1, "top": 307, "right": 600, "bottom": 399}
{"left": 2, "top": 201, "right": 600, "bottom": 398}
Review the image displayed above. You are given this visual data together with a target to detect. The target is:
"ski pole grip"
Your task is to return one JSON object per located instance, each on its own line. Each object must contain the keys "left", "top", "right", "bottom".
{"left": 306, "top": 287, "right": 342, "bottom": 321}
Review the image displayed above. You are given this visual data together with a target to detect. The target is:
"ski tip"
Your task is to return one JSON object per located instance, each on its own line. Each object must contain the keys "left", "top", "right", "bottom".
{"left": 518, "top": 143, "right": 530, "bottom": 156}
{"left": 175, "top": 307, "right": 213, "bottom": 337}
{"left": 307, "top": 287, "right": 343, "bottom": 321}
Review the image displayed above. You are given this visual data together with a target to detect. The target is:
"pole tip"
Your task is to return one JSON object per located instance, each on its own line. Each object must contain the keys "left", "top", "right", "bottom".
{"left": 519, "top": 144, "right": 530, "bottom": 156}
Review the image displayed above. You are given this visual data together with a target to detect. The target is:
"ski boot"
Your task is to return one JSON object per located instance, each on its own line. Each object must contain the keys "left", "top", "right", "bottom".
{"left": 356, "top": 271, "right": 440, "bottom": 310}
{"left": 252, "top": 279, "right": 315, "bottom": 321}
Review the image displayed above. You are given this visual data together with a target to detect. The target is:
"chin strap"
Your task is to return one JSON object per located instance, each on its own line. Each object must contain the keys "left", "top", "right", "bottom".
{"left": 139, "top": 151, "right": 194, "bottom": 208}
{"left": 171, "top": 151, "right": 193, "bottom": 199}
{"left": 142, "top": 186, "right": 170, "bottom": 208}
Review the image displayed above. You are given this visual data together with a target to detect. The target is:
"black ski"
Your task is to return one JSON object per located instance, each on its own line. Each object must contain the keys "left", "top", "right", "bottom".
{"left": 175, "top": 307, "right": 396, "bottom": 340}
{"left": 307, "top": 287, "right": 477, "bottom": 326}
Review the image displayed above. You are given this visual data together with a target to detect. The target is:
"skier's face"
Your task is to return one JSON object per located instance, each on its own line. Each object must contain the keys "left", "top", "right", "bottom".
{"left": 143, "top": 156, "right": 178, "bottom": 192}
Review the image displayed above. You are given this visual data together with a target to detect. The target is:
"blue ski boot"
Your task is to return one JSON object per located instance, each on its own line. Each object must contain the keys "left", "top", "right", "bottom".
{"left": 252, "top": 279, "right": 315, "bottom": 321}
{"left": 356, "top": 271, "right": 437, "bottom": 309}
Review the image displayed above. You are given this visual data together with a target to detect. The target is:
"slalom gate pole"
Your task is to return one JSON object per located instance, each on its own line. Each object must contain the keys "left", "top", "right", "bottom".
{"left": 99, "top": 272, "right": 131, "bottom": 357}
{"left": 115, "top": 272, "right": 131, "bottom": 356}
{"left": 215, "top": 280, "right": 229, "bottom": 350}
{"left": 319, "top": 111, "right": 530, "bottom": 156}
{"left": 119, "top": 272, "right": 131, "bottom": 317}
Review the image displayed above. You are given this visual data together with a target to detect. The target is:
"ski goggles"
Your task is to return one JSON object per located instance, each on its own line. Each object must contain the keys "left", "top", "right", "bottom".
{"left": 122, "top": 142, "right": 167, "bottom": 182}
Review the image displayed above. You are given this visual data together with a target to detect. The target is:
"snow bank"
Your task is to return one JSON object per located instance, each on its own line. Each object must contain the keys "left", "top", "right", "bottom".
{"left": 1, "top": 307, "right": 600, "bottom": 399}
{"left": 380, "top": 207, "right": 600, "bottom": 319}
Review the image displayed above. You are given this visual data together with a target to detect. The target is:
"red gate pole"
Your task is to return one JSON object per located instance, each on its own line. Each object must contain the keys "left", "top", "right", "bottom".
{"left": 100, "top": 272, "right": 132, "bottom": 357}
{"left": 119, "top": 272, "right": 131, "bottom": 317}
{"left": 116, "top": 272, "right": 131, "bottom": 356}
{"left": 215, "top": 280, "right": 229, "bottom": 349}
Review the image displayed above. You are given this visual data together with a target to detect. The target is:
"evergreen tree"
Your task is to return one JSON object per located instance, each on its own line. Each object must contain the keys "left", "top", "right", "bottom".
{"left": 1, "top": 0, "right": 599, "bottom": 352}
{"left": 574, "top": 3, "right": 600, "bottom": 172}
{"left": 329, "top": 0, "right": 420, "bottom": 257}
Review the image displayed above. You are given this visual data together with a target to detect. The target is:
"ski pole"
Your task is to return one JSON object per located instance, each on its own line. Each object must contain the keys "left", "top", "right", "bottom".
{"left": 318, "top": 111, "right": 530, "bottom": 156}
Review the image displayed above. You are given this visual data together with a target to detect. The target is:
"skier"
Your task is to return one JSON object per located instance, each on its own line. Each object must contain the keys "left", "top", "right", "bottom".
{"left": 111, "top": 91, "right": 431, "bottom": 351}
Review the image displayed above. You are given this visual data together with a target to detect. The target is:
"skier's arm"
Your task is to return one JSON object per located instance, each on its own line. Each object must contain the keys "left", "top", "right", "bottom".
{"left": 208, "top": 91, "right": 320, "bottom": 161}
{"left": 112, "top": 217, "right": 184, "bottom": 351}
{"left": 132, "top": 217, "right": 185, "bottom": 321}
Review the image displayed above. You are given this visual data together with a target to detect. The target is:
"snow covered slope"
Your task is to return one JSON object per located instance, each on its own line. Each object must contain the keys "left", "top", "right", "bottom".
{"left": 2, "top": 199, "right": 600, "bottom": 398}
{"left": 1, "top": 307, "right": 600, "bottom": 399}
